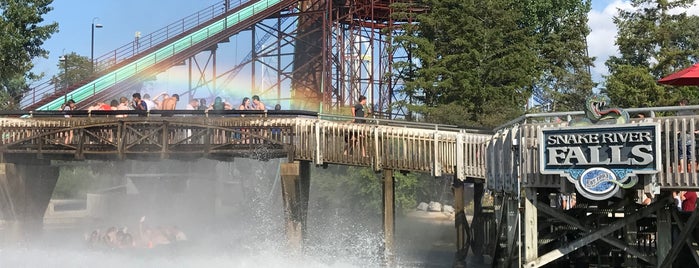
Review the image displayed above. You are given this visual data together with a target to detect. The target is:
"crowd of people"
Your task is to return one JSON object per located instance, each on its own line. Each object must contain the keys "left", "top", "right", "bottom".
{"left": 85, "top": 216, "right": 187, "bottom": 250}
{"left": 61, "top": 92, "right": 274, "bottom": 116}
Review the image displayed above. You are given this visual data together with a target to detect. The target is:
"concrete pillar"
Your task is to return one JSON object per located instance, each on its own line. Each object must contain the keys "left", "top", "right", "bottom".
{"left": 453, "top": 178, "right": 469, "bottom": 266}
{"left": 382, "top": 169, "right": 396, "bottom": 267}
{"left": 0, "top": 159, "right": 59, "bottom": 243}
{"left": 280, "top": 161, "right": 311, "bottom": 250}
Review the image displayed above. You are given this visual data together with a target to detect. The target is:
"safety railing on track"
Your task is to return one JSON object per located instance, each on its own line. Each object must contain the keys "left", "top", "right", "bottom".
{"left": 22, "top": 0, "right": 285, "bottom": 111}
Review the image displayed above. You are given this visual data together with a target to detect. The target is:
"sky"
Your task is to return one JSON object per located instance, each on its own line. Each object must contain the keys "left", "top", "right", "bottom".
{"left": 31, "top": 0, "right": 699, "bottom": 96}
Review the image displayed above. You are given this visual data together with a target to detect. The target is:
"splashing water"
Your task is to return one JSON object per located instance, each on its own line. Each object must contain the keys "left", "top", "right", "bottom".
{"left": 0, "top": 158, "right": 458, "bottom": 268}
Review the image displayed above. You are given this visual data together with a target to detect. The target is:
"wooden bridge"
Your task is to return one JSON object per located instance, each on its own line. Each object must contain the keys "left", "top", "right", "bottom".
{"left": 0, "top": 109, "right": 490, "bottom": 265}
{"left": 9, "top": 107, "right": 699, "bottom": 267}
{"left": 0, "top": 110, "right": 490, "bottom": 178}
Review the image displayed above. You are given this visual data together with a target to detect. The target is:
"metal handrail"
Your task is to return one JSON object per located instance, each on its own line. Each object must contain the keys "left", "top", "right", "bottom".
{"left": 36, "top": 0, "right": 288, "bottom": 111}
{"left": 21, "top": 0, "right": 242, "bottom": 109}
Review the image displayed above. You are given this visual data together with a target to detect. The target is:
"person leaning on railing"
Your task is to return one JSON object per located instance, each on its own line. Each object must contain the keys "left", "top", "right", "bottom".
{"left": 676, "top": 98, "right": 697, "bottom": 172}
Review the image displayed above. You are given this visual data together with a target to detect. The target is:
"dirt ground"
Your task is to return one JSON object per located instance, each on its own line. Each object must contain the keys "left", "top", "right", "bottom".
{"left": 396, "top": 211, "right": 488, "bottom": 268}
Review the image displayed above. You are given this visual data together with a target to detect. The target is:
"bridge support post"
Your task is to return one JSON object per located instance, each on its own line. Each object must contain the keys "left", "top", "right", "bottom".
{"left": 280, "top": 160, "right": 311, "bottom": 251}
{"left": 453, "top": 178, "right": 469, "bottom": 267}
{"left": 382, "top": 169, "right": 396, "bottom": 267}
{"left": 524, "top": 187, "right": 538, "bottom": 263}
{"left": 623, "top": 190, "right": 638, "bottom": 267}
{"left": 471, "top": 181, "right": 485, "bottom": 262}
{"left": 657, "top": 202, "right": 672, "bottom": 266}
{"left": 0, "top": 159, "right": 58, "bottom": 244}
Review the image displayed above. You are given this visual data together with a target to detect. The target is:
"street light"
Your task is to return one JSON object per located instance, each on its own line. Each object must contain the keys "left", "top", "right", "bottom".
{"left": 59, "top": 54, "right": 68, "bottom": 104}
{"left": 91, "top": 17, "right": 103, "bottom": 73}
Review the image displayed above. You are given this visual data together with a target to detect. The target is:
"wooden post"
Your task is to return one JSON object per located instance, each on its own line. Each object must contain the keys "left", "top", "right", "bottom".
{"left": 453, "top": 178, "right": 468, "bottom": 266}
{"left": 280, "top": 161, "right": 311, "bottom": 250}
{"left": 623, "top": 191, "right": 638, "bottom": 267}
{"left": 524, "top": 188, "right": 538, "bottom": 263}
{"left": 471, "top": 181, "right": 485, "bottom": 262}
{"left": 506, "top": 196, "right": 519, "bottom": 263}
{"left": 382, "top": 169, "right": 395, "bottom": 266}
{"left": 657, "top": 197, "right": 672, "bottom": 266}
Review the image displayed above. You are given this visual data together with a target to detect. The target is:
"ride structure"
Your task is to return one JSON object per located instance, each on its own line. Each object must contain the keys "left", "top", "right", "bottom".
{"left": 21, "top": 0, "right": 425, "bottom": 119}
{"left": 483, "top": 98, "right": 699, "bottom": 268}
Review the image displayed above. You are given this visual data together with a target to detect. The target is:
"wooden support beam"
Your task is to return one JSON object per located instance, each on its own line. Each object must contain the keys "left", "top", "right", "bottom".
{"left": 670, "top": 209, "right": 699, "bottom": 266}
{"left": 471, "top": 181, "right": 485, "bottom": 261}
{"left": 506, "top": 197, "right": 519, "bottom": 262}
{"left": 280, "top": 161, "right": 311, "bottom": 250}
{"left": 528, "top": 197, "right": 670, "bottom": 267}
{"left": 623, "top": 191, "right": 638, "bottom": 267}
{"left": 383, "top": 169, "right": 396, "bottom": 267}
{"left": 535, "top": 201, "right": 656, "bottom": 265}
{"left": 657, "top": 205, "right": 672, "bottom": 266}
{"left": 524, "top": 188, "right": 538, "bottom": 263}
{"left": 661, "top": 207, "right": 699, "bottom": 268}
{"left": 453, "top": 178, "right": 469, "bottom": 266}
{"left": 490, "top": 195, "right": 508, "bottom": 266}
{"left": 161, "top": 122, "right": 169, "bottom": 159}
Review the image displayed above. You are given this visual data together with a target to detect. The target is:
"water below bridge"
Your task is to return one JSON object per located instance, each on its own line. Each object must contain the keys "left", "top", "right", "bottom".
{"left": 0, "top": 158, "right": 486, "bottom": 268}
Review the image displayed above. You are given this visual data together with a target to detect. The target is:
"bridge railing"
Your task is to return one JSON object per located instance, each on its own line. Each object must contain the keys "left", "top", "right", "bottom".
{"left": 297, "top": 114, "right": 491, "bottom": 179}
{"left": 488, "top": 105, "right": 699, "bottom": 193}
{"left": 0, "top": 111, "right": 492, "bottom": 180}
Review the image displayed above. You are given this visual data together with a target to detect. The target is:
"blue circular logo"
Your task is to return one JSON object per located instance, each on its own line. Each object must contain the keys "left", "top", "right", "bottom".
{"left": 577, "top": 167, "right": 619, "bottom": 200}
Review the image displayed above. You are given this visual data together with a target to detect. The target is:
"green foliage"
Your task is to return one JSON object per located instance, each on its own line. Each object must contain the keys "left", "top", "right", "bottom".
{"left": 605, "top": 0, "right": 699, "bottom": 107}
{"left": 311, "top": 165, "right": 445, "bottom": 215}
{"left": 51, "top": 52, "right": 93, "bottom": 91}
{"left": 520, "top": 0, "right": 595, "bottom": 111}
{"left": 603, "top": 64, "right": 673, "bottom": 108}
{"left": 392, "top": 0, "right": 595, "bottom": 127}
{"left": 0, "top": 0, "right": 58, "bottom": 110}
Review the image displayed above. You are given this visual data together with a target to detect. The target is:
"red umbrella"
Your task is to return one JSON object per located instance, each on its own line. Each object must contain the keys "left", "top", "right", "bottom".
{"left": 658, "top": 63, "right": 699, "bottom": 86}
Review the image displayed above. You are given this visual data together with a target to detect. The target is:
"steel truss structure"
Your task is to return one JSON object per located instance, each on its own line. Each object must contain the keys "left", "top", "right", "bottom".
{"left": 178, "top": 0, "right": 423, "bottom": 118}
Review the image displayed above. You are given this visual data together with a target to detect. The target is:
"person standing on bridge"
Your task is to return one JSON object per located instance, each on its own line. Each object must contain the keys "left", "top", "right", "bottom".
{"left": 352, "top": 95, "right": 367, "bottom": 123}
{"left": 346, "top": 95, "right": 368, "bottom": 157}
{"left": 185, "top": 99, "right": 199, "bottom": 110}
{"left": 132, "top": 93, "right": 148, "bottom": 111}
{"left": 142, "top": 94, "right": 157, "bottom": 112}
{"left": 116, "top": 97, "right": 130, "bottom": 118}
{"left": 239, "top": 97, "right": 251, "bottom": 111}
{"left": 161, "top": 94, "right": 179, "bottom": 111}
{"left": 251, "top": 95, "right": 266, "bottom": 110}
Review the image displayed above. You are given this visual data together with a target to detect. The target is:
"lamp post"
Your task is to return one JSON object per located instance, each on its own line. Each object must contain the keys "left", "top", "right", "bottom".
{"left": 91, "top": 17, "right": 103, "bottom": 73}
{"left": 59, "top": 54, "right": 68, "bottom": 104}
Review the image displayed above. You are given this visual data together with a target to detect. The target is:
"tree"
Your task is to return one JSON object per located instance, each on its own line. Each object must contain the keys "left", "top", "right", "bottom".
{"left": 311, "top": 165, "right": 439, "bottom": 215}
{"left": 0, "top": 0, "right": 58, "bottom": 109}
{"left": 393, "top": 0, "right": 595, "bottom": 128}
{"left": 50, "top": 52, "right": 93, "bottom": 92}
{"left": 604, "top": 0, "right": 699, "bottom": 107}
{"left": 521, "top": 0, "right": 595, "bottom": 111}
